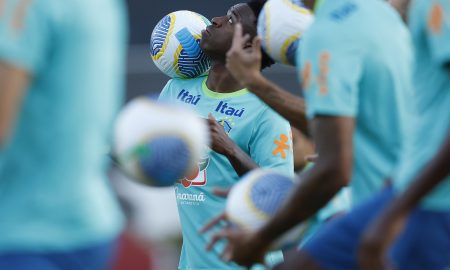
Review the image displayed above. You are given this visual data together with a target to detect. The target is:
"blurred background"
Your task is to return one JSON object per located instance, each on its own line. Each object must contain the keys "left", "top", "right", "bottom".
{"left": 113, "top": 1, "right": 301, "bottom": 270}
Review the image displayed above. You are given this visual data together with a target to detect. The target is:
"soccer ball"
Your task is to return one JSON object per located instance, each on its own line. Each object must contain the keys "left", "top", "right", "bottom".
{"left": 257, "top": 0, "right": 314, "bottom": 66}
{"left": 226, "top": 169, "right": 308, "bottom": 249}
{"left": 150, "top": 10, "right": 212, "bottom": 78}
{"left": 113, "top": 97, "right": 210, "bottom": 187}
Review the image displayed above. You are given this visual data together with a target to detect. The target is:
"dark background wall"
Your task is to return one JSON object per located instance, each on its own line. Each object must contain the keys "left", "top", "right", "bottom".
{"left": 125, "top": 0, "right": 300, "bottom": 101}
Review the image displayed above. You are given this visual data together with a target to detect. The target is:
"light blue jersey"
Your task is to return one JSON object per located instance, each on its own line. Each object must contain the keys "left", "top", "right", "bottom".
{"left": 297, "top": 0, "right": 414, "bottom": 205}
{"left": 393, "top": 0, "right": 450, "bottom": 211}
{"left": 0, "top": 0, "right": 126, "bottom": 252}
{"left": 159, "top": 76, "right": 294, "bottom": 270}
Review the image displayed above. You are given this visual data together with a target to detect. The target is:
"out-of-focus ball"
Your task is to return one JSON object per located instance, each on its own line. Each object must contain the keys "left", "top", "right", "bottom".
{"left": 113, "top": 97, "right": 210, "bottom": 187}
{"left": 257, "top": 0, "right": 314, "bottom": 66}
{"left": 226, "top": 169, "right": 308, "bottom": 249}
{"left": 150, "top": 10, "right": 211, "bottom": 78}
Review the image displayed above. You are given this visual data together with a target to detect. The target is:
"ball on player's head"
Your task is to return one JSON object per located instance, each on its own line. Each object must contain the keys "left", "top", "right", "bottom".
{"left": 113, "top": 97, "right": 210, "bottom": 187}
{"left": 226, "top": 169, "right": 308, "bottom": 249}
{"left": 257, "top": 0, "right": 314, "bottom": 66}
{"left": 150, "top": 10, "right": 212, "bottom": 78}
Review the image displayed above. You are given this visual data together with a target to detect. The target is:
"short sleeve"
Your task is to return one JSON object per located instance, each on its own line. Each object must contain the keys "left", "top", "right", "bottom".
{"left": 0, "top": 0, "right": 50, "bottom": 73}
{"left": 249, "top": 108, "right": 294, "bottom": 177}
{"left": 425, "top": 0, "right": 450, "bottom": 66}
{"left": 298, "top": 29, "right": 363, "bottom": 119}
{"left": 157, "top": 79, "right": 175, "bottom": 103}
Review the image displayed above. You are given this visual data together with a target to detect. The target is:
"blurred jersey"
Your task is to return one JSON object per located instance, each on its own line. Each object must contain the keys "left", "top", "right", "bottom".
{"left": 297, "top": 0, "right": 414, "bottom": 205}
{"left": 393, "top": 0, "right": 450, "bottom": 210}
{"left": 159, "top": 76, "right": 294, "bottom": 270}
{"left": 0, "top": 0, "right": 126, "bottom": 251}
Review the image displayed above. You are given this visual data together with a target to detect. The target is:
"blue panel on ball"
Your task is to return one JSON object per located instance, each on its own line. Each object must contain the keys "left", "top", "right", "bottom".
{"left": 176, "top": 27, "right": 202, "bottom": 58}
{"left": 286, "top": 39, "right": 300, "bottom": 66}
{"left": 177, "top": 39, "right": 211, "bottom": 78}
{"left": 150, "top": 15, "right": 171, "bottom": 57}
{"left": 139, "top": 136, "right": 190, "bottom": 186}
{"left": 250, "top": 173, "right": 293, "bottom": 215}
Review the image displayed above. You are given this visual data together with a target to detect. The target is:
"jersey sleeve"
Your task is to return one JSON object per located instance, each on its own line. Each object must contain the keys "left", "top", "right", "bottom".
{"left": 298, "top": 29, "right": 363, "bottom": 119}
{"left": 249, "top": 107, "right": 294, "bottom": 177}
{"left": 425, "top": 0, "right": 450, "bottom": 66}
{"left": 157, "top": 79, "right": 175, "bottom": 103}
{"left": 0, "top": 0, "right": 49, "bottom": 73}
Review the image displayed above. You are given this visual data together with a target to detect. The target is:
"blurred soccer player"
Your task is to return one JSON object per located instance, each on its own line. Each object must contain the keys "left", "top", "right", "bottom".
{"left": 158, "top": 2, "right": 294, "bottom": 269}
{"left": 358, "top": 0, "right": 450, "bottom": 269}
{"left": 0, "top": 0, "right": 127, "bottom": 269}
{"left": 206, "top": 0, "right": 414, "bottom": 268}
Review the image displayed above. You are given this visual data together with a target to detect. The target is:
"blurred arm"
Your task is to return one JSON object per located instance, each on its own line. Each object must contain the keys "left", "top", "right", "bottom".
{"left": 383, "top": 128, "right": 450, "bottom": 215}
{"left": 245, "top": 74, "right": 309, "bottom": 136}
{"left": 256, "top": 116, "right": 353, "bottom": 244}
{"left": 0, "top": 62, "right": 29, "bottom": 147}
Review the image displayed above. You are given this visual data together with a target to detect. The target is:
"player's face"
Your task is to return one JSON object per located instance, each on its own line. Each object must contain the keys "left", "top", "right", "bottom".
{"left": 200, "top": 3, "right": 257, "bottom": 58}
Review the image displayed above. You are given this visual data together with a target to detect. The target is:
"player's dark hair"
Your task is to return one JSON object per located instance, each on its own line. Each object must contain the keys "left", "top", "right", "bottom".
{"left": 247, "top": 0, "right": 275, "bottom": 70}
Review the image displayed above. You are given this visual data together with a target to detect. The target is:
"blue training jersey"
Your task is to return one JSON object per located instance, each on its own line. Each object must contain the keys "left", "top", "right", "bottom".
{"left": 393, "top": 0, "right": 450, "bottom": 211}
{"left": 159, "top": 76, "right": 294, "bottom": 270}
{"left": 0, "top": 0, "right": 127, "bottom": 251}
{"left": 297, "top": 0, "right": 414, "bottom": 205}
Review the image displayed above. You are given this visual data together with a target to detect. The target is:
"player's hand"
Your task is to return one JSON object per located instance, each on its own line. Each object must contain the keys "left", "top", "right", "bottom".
{"left": 205, "top": 226, "right": 268, "bottom": 268}
{"left": 358, "top": 204, "right": 408, "bottom": 270}
{"left": 207, "top": 113, "right": 235, "bottom": 156}
{"left": 226, "top": 23, "right": 262, "bottom": 86}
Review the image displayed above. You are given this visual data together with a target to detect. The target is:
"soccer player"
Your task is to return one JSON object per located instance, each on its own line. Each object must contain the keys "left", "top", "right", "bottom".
{"left": 158, "top": 2, "right": 294, "bottom": 269}
{"left": 206, "top": 0, "right": 414, "bottom": 268}
{"left": 0, "top": 0, "right": 127, "bottom": 269}
{"left": 358, "top": 0, "right": 450, "bottom": 269}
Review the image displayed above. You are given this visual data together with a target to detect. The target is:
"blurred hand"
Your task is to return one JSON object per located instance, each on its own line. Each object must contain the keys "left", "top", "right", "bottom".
{"left": 200, "top": 185, "right": 268, "bottom": 268}
{"left": 203, "top": 224, "right": 268, "bottom": 268}
{"left": 358, "top": 206, "right": 408, "bottom": 270}
{"left": 207, "top": 113, "right": 235, "bottom": 156}
{"left": 226, "top": 23, "right": 262, "bottom": 86}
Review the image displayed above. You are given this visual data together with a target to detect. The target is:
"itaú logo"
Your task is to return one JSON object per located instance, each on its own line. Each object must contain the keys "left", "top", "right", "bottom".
{"left": 214, "top": 101, "right": 245, "bottom": 117}
{"left": 179, "top": 154, "right": 209, "bottom": 188}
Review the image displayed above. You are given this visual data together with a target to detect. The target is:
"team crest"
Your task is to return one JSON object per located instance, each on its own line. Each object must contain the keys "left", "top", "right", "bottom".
{"left": 180, "top": 154, "right": 210, "bottom": 188}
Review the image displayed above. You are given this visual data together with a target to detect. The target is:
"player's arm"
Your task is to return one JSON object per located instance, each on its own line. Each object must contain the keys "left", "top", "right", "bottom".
{"left": 207, "top": 113, "right": 258, "bottom": 176}
{"left": 245, "top": 75, "right": 309, "bottom": 136}
{"left": 0, "top": 63, "right": 29, "bottom": 147}
{"left": 226, "top": 24, "right": 309, "bottom": 135}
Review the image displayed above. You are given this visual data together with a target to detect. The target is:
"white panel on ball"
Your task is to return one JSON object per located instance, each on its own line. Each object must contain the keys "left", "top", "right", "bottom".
{"left": 114, "top": 97, "right": 210, "bottom": 187}
{"left": 226, "top": 169, "right": 308, "bottom": 249}
{"left": 258, "top": 0, "right": 314, "bottom": 66}
{"left": 150, "top": 10, "right": 212, "bottom": 78}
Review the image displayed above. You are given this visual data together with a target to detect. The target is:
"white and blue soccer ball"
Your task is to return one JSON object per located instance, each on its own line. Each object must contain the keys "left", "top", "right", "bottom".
{"left": 226, "top": 169, "right": 308, "bottom": 249}
{"left": 113, "top": 97, "right": 210, "bottom": 187}
{"left": 150, "top": 10, "right": 212, "bottom": 78}
{"left": 257, "top": 0, "right": 314, "bottom": 66}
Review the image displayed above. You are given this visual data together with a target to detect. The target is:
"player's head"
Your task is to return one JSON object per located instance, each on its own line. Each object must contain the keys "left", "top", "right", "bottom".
{"left": 200, "top": 1, "right": 274, "bottom": 69}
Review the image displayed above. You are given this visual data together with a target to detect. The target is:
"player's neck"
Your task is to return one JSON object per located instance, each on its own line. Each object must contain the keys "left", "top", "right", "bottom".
{"left": 206, "top": 63, "right": 245, "bottom": 93}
